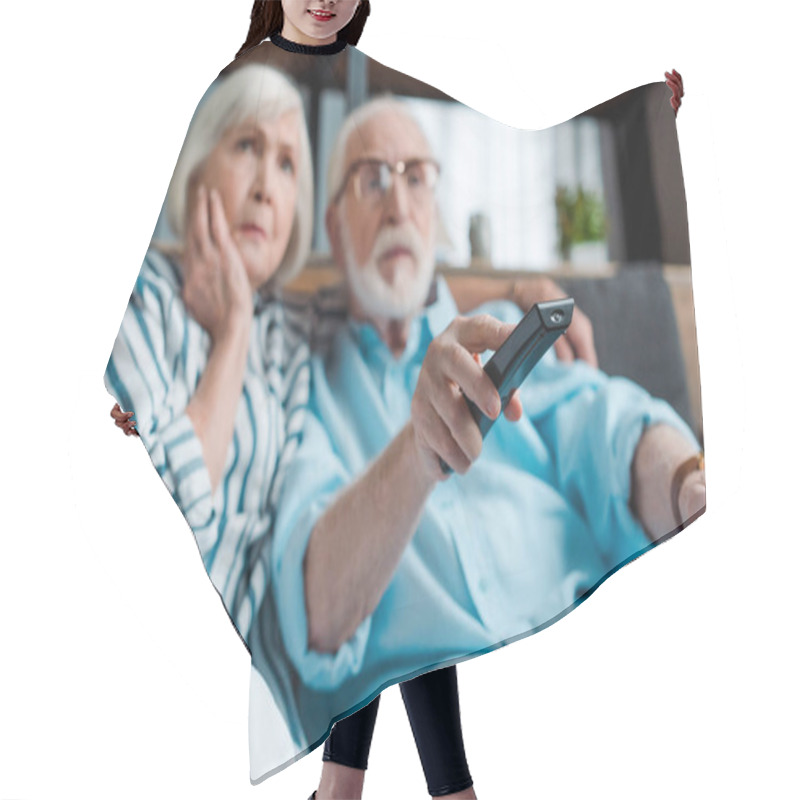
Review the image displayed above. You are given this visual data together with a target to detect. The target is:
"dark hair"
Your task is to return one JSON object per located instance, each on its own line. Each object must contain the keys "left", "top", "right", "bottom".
{"left": 236, "top": 1, "right": 371, "bottom": 59}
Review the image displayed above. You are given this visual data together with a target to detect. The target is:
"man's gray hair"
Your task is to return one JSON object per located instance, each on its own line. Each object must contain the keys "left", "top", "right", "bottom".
{"left": 326, "top": 94, "right": 451, "bottom": 251}
{"left": 163, "top": 63, "right": 314, "bottom": 289}
{"left": 326, "top": 95, "right": 431, "bottom": 208}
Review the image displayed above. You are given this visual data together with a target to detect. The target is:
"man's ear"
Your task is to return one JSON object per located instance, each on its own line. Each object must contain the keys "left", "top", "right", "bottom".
{"left": 326, "top": 202, "right": 345, "bottom": 272}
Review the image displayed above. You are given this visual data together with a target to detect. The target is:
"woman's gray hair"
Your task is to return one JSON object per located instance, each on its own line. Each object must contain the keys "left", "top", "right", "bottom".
{"left": 164, "top": 63, "right": 313, "bottom": 289}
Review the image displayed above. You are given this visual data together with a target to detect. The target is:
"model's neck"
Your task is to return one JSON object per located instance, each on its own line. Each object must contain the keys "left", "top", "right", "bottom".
{"left": 270, "top": 30, "right": 348, "bottom": 55}
{"left": 348, "top": 293, "right": 414, "bottom": 360}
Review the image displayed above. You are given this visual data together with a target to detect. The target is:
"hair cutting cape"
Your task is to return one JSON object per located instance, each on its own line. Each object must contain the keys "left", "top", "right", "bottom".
{"left": 104, "top": 34, "right": 703, "bottom": 783}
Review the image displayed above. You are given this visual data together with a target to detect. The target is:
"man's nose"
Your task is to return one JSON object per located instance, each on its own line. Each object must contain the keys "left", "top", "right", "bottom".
{"left": 382, "top": 174, "right": 411, "bottom": 223}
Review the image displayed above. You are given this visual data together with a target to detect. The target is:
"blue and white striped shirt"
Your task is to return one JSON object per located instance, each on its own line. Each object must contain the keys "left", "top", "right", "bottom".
{"left": 104, "top": 246, "right": 317, "bottom": 643}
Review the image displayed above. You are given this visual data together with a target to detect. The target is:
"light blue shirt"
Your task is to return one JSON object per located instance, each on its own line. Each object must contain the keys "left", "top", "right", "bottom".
{"left": 270, "top": 276, "right": 698, "bottom": 698}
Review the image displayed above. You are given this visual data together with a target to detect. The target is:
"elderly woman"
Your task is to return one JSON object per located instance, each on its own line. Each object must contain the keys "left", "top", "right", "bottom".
{"left": 105, "top": 62, "right": 316, "bottom": 687}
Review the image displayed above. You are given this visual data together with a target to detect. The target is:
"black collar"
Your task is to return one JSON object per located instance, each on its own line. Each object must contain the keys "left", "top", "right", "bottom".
{"left": 270, "top": 32, "right": 348, "bottom": 55}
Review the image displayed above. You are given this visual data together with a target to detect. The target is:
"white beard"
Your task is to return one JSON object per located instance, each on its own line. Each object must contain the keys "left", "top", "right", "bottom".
{"left": 340, "top": 211, "right": 436, "bottom": 320}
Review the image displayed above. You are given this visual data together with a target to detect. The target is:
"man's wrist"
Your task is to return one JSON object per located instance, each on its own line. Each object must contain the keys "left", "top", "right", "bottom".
{"left": 402, "top": 422, "right": 444, "bottom": 490}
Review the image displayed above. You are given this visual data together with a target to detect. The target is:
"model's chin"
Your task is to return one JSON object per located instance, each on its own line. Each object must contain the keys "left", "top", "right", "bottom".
{"left": 239, "top": 248, "right": 277, "bottom": 292}
{"left": 378, "top": 254, "right": 416, "bottom": 286}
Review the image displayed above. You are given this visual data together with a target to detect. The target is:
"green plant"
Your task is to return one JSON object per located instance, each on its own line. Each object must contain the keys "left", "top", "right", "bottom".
{"left": 555, "top": 185, "right": 606, "bottom": 261}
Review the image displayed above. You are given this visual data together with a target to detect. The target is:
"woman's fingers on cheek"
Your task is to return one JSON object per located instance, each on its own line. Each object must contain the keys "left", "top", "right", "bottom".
{"left": 210, "top": 188, "right": 234, "bottom": 258}
{"left": 209, "top": 188, "right": 228, "bottom": 250}
{"left": 192, "top": 185, "right": 210, "bottom": 256}
{"left": 199, "top": 190, "right": 218, "bottom": 261}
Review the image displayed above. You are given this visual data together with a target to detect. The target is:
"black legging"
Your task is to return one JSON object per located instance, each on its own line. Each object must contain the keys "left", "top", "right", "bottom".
{"left": 323, "top": 665, "right": 473, "bottom": 797}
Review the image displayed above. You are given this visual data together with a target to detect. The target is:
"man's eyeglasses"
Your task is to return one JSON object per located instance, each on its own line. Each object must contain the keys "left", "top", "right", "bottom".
{"left": 333, "top": 158, "right": 441, "bottom": 206}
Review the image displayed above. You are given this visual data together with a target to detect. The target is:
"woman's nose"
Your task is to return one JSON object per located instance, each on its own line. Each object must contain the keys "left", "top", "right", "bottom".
{"left": 252, "top": 159, "right": 275, "bottom": 203}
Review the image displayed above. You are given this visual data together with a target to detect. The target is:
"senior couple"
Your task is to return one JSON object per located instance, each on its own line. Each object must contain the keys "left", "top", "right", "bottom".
{"left": 107, "top": 57, "right": 703, "bottom": 796}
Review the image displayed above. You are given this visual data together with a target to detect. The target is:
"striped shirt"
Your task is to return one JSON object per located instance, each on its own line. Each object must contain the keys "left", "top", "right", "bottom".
{"left": 104, "top": 246, "right": 329, "bottom": 644}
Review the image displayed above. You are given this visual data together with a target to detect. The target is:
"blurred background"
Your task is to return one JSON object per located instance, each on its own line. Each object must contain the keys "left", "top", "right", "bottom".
{"left": 155, "top": 50, "right": 702, "bottom": 440}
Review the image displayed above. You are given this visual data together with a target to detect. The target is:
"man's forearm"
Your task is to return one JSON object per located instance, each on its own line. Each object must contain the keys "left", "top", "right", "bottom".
{"left": 630, "top": 423, "right": 698, "bottom": 540}
{"left": 304, "top": 422, "right": 437, "bottom": 653}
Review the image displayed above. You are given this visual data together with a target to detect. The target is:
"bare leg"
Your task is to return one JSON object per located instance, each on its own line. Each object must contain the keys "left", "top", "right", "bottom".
{"left": 315, "top": 761, "right": 366, "bottom": 800}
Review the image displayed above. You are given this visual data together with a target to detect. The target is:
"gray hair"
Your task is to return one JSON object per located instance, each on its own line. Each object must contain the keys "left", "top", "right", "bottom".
{"left": 163, "top": 63, "right": 313, "bottom": 288}
{"left": 326, "top": 95, "right": 433, "bottom": 208}
{"left": 326, "top": 94, "right": 450, "bottom": 249}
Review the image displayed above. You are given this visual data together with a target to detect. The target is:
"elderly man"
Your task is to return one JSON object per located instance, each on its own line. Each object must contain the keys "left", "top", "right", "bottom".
{"left": 270, "top": 96, "right": 705, "bottom": 695}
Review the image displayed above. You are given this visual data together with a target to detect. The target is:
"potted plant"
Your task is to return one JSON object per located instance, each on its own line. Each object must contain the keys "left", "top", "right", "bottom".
{"left": 555, "top": 184, "right": 607, "bottom": 266}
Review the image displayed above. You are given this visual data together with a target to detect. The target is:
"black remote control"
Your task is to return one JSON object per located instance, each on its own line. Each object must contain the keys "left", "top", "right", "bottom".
{"left": 438, "top": 297, "right": 574, "bottom": 475}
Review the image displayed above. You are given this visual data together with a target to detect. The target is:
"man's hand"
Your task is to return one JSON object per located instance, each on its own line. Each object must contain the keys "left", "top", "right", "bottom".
{"left": 678, "top": 469, "right": 706, "bottom": 521}
{"left": 665, "top": 69, "right": 684, "bottom": 116}
{"left": 181, "top": 184, "right": 253, "bottom": 344}
{"left": 411, "top": 315, "right": 523, "bottom": 481}
{"left": 631, "top": 424, "right": 704, "bottom": 540}
{"left": 511, "top": 276, "right": 598, "bottom": 368}
{"left": 110, "top": 402, "right": 138, "bottom": 437}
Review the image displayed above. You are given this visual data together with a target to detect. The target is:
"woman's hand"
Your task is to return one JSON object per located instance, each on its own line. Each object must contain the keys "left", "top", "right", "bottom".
{"left": 665, "top": 68, "right": 684, "bottom": 116}
{"left": 178, "top": 184, "right": 258, "bottom": 492}
{"left": 410, "top": 315, "right": 524, "bottom": 481}
{"left": 182, "top": 184, "right": 253, "bottom": 344}
{"left": 110, "top": 402, "right": 138, "bottom": 437}
{"left": 511, "top": 276, "right": 598, "bottom": 368}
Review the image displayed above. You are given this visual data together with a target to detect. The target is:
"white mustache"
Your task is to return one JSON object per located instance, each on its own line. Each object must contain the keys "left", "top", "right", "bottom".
{"left": 372, "top": 224, "right": 425, "bottom": 264}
